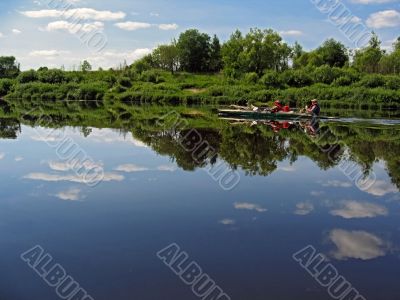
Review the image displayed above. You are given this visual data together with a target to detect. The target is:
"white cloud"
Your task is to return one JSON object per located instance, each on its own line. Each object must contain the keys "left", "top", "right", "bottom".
{"left": 331, "top": 15, "right": 362, "bottom": 25}
{"left": 0, "top": 153, "right": 5, "bottom": 160}
{"left": 24, "top": 172, "right": 124, "bottom": 183}
{"left": 48, "top": 160, "right": 103, "bottom": 172}
{"left": 114, "top": 164, "right": 149, "bottom": 173}
{"left": 330, "top": 201, "right": 388, "bottom": 219}
{"left": 219, "top": 219, "right": 236, "bottom": 225}
{"left": 12, "top": 29, "right": 22, "bottom": 35}
{"left": 157, "top": 165, "right": 177, "bottom": 172}
{"left": 85, "top": 48, "right": 152, "bottom": 68}
{"left": 56, "top": 188, "right": 82, "bottom": 201}
{"left": 0, "top": 32, "right": 4, "bottom": 38}
{"left": 295, "top": 202, "right": 314, "bottom": 215}
{"left": 329, "top": 229, "right": 388, "bottom": 260}
{"left": 150, "top": 12, "right": 160, "bottom": 17}
{"left": 115, "top": 21, "right": 152, "bottom": 31}
{"left": 21, "top": 8, "right": 126, "bottom": 21}
{"left": 278, "top": 165, "right": 296, "bottom": 172}
{"left": 15, "top": 156, "right": 24, "bottom": 162}
{"left": 44, "top": 21, "right": 104, "bottom": 34}
{"left": 322, "top": 180, "right": 352, "bottom": 188}
{"left": 366, "top": 10, "right": 400, "bottom": 28}
{"left": 363, "top": 180, "right": 398, "bottom": 196}
{"left": 234, "top": 202, "right": 267, "bottom": 213}
{"left": 29, "top": 50, "right": 70, "bottom": 58}
{"left": 279, "top": 30, "right": 303, "bottom": 37}
{"left": 159, "top": 23, "right": 179, "bottom": 30}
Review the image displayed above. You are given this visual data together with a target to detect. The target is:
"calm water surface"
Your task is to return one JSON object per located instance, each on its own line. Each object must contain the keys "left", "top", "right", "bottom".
{"left": 0, "top": 110, "right": 399, "bottom": 300}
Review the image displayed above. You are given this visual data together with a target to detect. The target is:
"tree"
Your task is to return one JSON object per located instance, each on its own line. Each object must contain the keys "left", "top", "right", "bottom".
{"left": 177, "top": 29, "right": 211, "bottom": 72}
{"left": 353, "top": 33, "right": 383, "bottom": 73}
{"left": 380, "top": 37, "right": 400, "bottom": 74}
{"left": 222, "top": 28, "right": 291, "bottom": 77}
{"left": 152, "top": 43, "right": 180, "bottom": 74}
{"left": 209, "top": 35, "right": 223, "bottom": 72}
{"left": 221, "top": 30, "right": 245, "bottom": 77}
{"left": 315, "top": 39, "right": 349, "bottom": 67}
{"left": 0, "top": 56, "right": 20, "bottom": 78}
{"left": 81, "top": 60, "right": 92, "bottom": 72}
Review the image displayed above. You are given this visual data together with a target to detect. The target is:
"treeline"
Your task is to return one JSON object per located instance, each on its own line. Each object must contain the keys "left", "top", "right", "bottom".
{"left": 133, "top": 28, "right": 400, "bottom": 77}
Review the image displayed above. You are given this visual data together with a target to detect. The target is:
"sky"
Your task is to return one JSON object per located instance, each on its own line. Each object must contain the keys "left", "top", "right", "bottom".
{"left": 0, "top": 0, "right": 399, "bottom": 70}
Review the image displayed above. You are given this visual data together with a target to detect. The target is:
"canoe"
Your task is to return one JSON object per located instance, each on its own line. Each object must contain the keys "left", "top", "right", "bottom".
{"left": 218, "top": 109, "right": 332, "bottom": 120}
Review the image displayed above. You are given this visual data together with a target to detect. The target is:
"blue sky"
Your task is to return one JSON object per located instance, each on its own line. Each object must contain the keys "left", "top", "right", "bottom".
{"left": 0, "top": 0, "right": 399, "bottom": 69}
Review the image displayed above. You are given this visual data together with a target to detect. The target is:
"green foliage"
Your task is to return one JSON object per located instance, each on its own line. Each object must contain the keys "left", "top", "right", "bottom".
{"left": 280, "top": 69, "right": 313, "bottom": 87}
{"left": 177, "top": 29, "right": 212, "bottom": 73}
{"left": 152, "top": 44, "right": 179, "bottom": 73}
{"left": 385, "top": 76, "right": 400, "bottom": 90}
{"left": 315, "top": 39, "right": 349, "bottom": 67}
{"left": 354, "top": 33, "right": 383, "bottom": 73}
{"left": 260, "top": 71, "right": 284, "bottom": 88}
{"left": 17, "top": 70, "right": 38, "bottom": 83}
{"left": 358, "top": 74, "right": 386, "bottom": 88}
{"left": 37, "top": 69, "right": 66, "bottom": 84}
{"left": 0, "top": 56, "right": 20, "bottom": 79}
{"left": 140, "top": 70, "right": 165, "bottom": 83}
{"left": 81, "top": 60, "right": 92, "bottom": 72}
{"left": 0, "top": 79, "right": 15, "bottom": 95}
{"left": 243, "top": 72, "right": 259, "bottom": 84}
{"left": 312, "top": 66, "right": 343, "bottom": 84}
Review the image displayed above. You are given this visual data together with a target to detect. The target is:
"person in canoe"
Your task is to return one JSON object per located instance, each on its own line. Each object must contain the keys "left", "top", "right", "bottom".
{"left": 251, "top": 100, "right": 291, "bottom": 113}
{"left": 306, "top": 99, "right": 320, "bottom": 116}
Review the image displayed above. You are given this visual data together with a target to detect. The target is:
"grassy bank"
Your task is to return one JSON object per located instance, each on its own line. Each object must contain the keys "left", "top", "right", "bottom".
{"left": 2, "top": 68, "right": 400, "bottom": 108}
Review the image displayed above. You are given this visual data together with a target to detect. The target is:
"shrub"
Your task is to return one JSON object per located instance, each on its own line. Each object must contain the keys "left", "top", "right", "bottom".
{"left": 0, "top": 79, "right": 14, "bottom": 96}
{"left": 260, "top": 71, "right": 284, "bottom": 88}
{"left": 38, "top": 69, "right": 66, "bottom": 84}
{"left": 17, "top": 70, "right": 38, "bottom": 83}
{"left": 118, "top": 77, "right": 132, "bottom": 88}
{"left": 243, "top": 72, "right": 259, "bottom": 84}
{"left": 280, "top": 69, "right": 313, "bottom": 87}
{"left": 385, "top": 76, "right": 400, "bottom": 90}
{"left": 312, "top": 66, "right": 343, "bottom": 84}
{"left": 358, "top": 74, "right": 386, "bottom": 88}
{"left": 140, "top": 70, "right": 165, "bottom": 83}
{"left": 78, "top": 82, "right": 107, "bottom": 100}
{"left": 332, "top": 76, "right": 353, "bottom": 87}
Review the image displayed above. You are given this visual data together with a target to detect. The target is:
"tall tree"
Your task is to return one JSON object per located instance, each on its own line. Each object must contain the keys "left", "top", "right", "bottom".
{"left": 177, "top": 29, "right": 211, "bottom": 73}
{"left": 81, "top": 60, "right": 92, "bottom": 72}
{"left": 0, "top": 56, "right": 20, "bottom": 78}
{"left": 152, "top": 43, "right": 180, "bottom": 74}
{"left": 209, "top": 35, "right": 223, "bottom": 72}
{"left": 353, "top": 33, "right": 383, "bottom": 73}
{"left": 315, "top": 39, "right": 349, "bottom": 67}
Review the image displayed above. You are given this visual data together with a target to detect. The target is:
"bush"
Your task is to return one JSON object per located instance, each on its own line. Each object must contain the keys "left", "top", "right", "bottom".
{"left": 78, "top": 82, "right": 107, "bottom": 100}
{"left": 260, "top": 71, "right": 284, "bottom": 88}
{"left": 118, "top": 77, "right": 132, "bottom": 88}
{"left": 312, "top": 66, "right": 343, "bottom": 84}
{"left": 17, "top": 70, "right": 38, "bottom": 83}
{"left": 358, "top": 74, "right": 386, "bottom": 88}
{"left": 332, "top": 76, "right": 353, "bottom": 87}
{"left": 385, "top": 76, "right": 400, "bottom": 90}
{"left": 140, "top": 70, "right": 165, "bottom": 83}
{"left": 0, "top": 79, "right": 14, "bottom": 96}
{"left": 280, "top": 70, "right": 313, "bottom": 87}
{"left": 243, "top": 72, "right": 259, "bottom": 84}
{"left": 38, "top": 69, "right": 66, "bottom": 84}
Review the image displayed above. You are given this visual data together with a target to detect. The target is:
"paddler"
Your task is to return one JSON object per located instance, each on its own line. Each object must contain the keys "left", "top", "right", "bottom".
{"left": 306, "top": 99, "right": 320, "bottom": 117}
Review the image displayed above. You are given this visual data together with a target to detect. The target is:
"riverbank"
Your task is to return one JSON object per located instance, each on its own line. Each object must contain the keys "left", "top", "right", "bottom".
{"left": 2, "top": 69, "right": 400, "bottom": 109}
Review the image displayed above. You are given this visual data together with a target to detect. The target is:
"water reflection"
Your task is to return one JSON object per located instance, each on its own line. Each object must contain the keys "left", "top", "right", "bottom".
{"left": 329, "top": 229, "right": 389, "bottom": 261}
{"left": 0, "top": 101, "right": 399, "bottom": 300}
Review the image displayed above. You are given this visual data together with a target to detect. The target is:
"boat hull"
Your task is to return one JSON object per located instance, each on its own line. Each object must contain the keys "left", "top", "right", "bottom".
{"left": 218, "top": 109, "right": 324, "bottom": 120}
